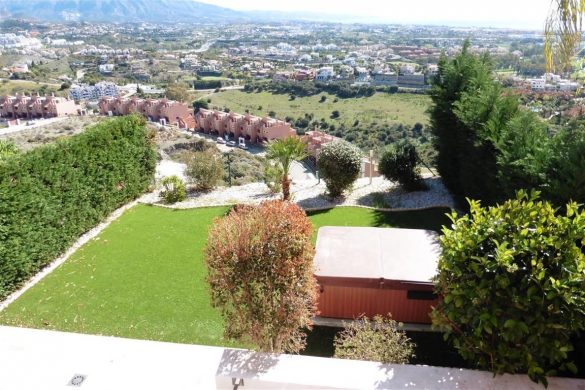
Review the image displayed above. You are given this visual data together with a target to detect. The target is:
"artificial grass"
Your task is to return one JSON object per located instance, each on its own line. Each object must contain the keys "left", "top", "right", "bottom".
{"left": 0, "top": 204, "right": 450, "bottom": 349}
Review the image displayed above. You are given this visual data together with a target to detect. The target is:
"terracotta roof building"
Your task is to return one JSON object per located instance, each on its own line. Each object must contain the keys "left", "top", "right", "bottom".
{"left": 195, "top": 108, "right": 296, "bottom": 143}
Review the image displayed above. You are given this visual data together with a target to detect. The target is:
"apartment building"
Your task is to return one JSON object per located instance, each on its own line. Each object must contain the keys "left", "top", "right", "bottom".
{"left": 0, "top": 94, "right": 79, "bottom": 119}
{"left": 69, "top": 82, "right": 119, "bottom": 101}
{"left": 98, "top": 97, "right": 196, "bottom": 129}
{"left": 195, "top": 108, "right": 296, "bottom": 143}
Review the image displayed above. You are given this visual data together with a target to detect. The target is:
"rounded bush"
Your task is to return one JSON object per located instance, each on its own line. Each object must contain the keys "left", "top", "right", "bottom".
{"left": 379, "top": 141, "right": 427, "bottom": 191}
{"left": 205, "top": 200, "right": 317, "bottom": 353}
{"left": 334, "top": 315, "right": 415, "bottom": 364}
{"left": 160, "top": 175, "right": 186, "bottom": 203}
{"left": 432, "top": 191, "right": 585, "bottom": 385}
{"left": 185, "top": 150, "right": 223, "bottom": 191}
{"left": 318, "top": 140, "right": 362, "bottom": 197}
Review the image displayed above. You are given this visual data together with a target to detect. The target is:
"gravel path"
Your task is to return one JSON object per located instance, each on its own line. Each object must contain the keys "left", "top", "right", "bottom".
{"left": 143, "top": 174, "right": 456, "bottom": 210}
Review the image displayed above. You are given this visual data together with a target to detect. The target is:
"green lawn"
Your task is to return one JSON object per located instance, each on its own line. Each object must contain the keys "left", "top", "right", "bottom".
{"left": 0, "top": 204, "right": 450, "bottom": 350}
{"left": 202, "top": 90, "right": 430, "bottom": 128}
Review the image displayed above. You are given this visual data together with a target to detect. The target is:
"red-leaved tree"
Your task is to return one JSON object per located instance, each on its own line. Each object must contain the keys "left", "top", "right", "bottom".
{"left": 205, "top": 200, "right": 318, "bottom": 353}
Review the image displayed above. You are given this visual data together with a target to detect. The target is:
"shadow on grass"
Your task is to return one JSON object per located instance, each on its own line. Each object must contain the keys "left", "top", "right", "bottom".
{"left": 371, "top": 207, "right": 451, "bottom": 232}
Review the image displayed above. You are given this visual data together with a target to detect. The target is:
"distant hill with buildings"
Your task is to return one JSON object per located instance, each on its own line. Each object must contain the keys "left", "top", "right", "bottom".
{"left": 0, "top": 0, "right": 244, "bottom": 23}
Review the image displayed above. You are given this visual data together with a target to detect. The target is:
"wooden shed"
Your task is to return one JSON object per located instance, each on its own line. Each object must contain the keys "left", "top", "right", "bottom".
{"left": 313, "top": 226, "right": 440, "bottom": 324}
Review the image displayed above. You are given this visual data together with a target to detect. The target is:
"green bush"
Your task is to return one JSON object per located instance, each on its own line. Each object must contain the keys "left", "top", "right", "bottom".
{"left": 160, "top": 175, "right": 187, "bottom": 203}
{"left": 318, "top": 140, "right": 362, "bottom": 197}
{"left": 334, "top": 315, "right": 415, "bottom": 364}
{"left": 0, "top": 115, "right": 156, "bottom": 299}
{"left": 432, "top": 191, "right": 585, "bottom": 385}
{"left": 185, "top": 150, "right": 223, "bottom": 191}
{"left": 224, "top": 149, "right": 265, "bottom": 186}
{"left": 544, "top": 123, "right": 585, "bottom": 205}
{"left": 0, "top": 140, "right": 19, "bottom": 161}
{"left": 379, "top": 141, "right": 427, "bottom": 191}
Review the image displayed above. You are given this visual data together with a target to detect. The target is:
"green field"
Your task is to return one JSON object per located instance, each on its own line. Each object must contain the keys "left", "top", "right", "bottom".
{"left": 0, "top": 80, "right": 63, "bottom": 97}
{"left": 202, "top": 90, "right": 431, "bottom": 128}
{"left": 0, "top": 204, "right": 449, "bottom": 350}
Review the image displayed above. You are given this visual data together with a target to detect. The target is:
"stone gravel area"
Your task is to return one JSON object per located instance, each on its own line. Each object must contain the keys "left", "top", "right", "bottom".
{"left": 142, "top": 173, "right": 456, "bottom": 210}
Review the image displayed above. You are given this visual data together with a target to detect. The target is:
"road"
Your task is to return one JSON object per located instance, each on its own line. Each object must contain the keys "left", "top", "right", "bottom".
{"left": 0, "top": 117, "right": 68, "bottom": 137}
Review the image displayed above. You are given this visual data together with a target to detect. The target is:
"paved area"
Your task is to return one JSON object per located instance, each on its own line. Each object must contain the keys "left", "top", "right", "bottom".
{"left": 0, "top": 326, "right": 582, "bottom": 390}
{"left": 0, "top": 116, "right": 68, "bottom": 136}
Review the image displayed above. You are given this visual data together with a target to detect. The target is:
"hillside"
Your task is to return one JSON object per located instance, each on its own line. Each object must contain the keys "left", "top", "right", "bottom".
{"left": 0, "top": 0, "right": 243, "bottom": 23}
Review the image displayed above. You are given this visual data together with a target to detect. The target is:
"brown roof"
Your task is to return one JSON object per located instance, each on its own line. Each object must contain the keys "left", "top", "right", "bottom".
{"left": 314, "top": 227, "right": 440, "bottom": 284}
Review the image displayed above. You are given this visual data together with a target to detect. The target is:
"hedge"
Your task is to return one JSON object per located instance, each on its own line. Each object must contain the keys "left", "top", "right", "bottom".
{"left": 0, "top": 115, "right": 156, "bottom": 299}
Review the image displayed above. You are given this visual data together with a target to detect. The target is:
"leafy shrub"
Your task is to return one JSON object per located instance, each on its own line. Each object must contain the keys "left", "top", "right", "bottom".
{"left": 263, "top": 161, "right": 283, "bottom": 194}
{"left": 379, "top": 141, "right": 427, "bottom": 191}
{"left": 334, "top": 315, "right": 415, "bottom": 364}
{"left": 432, "top": 191, "right": 585, "bottom": 385}
{"left": 185, "top": 150, "right": 223, "bottom": 191}
{"left": 318, "top": 140, "right": 362, "bottom": 197}
{"left": 330, "top": 110, "right": 340, "bottom": 119}
{"left": 224, "top": 149, "right": 265, "bottom": 186}
{"left": 205, "top": 201, "right": 318, "bottom": 353}
{"left": 193, "top": 79, "right": 222, "bottom": 89}
{"left": 0, "top": 115, "right": 156, "bottom": 299}
{"left": 160, "top": 175, "right": 186, "bottom": 203}
{"left": 0, "top": 139, "right": 19, "bottom": 161}
{"left": 193, "top": 99, "right": 209, "bottom": 112}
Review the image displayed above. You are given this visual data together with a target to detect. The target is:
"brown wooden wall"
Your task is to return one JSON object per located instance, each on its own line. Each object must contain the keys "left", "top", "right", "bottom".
{"left": 317, "top": 284, "right": 438, "bottom": 324}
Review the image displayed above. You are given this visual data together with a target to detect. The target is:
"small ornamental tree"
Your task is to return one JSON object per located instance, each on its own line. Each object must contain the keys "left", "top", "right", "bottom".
{"left": 432, "top": 191, "right": 585, "bottom": 385}
{"left": 334, "top": 315, "right": 415, "bottom": 364}
{"left": 379, "top": 141, "right": 427, "bottom": 191}
{"left": 205, "top": 200, "right": 318, "bottom": 353}
{"left": 185, "top": 150, "right": 223, "bottom": 191}
{"left": 160, "top": 175, "right": 186, "bottom": 203}
{"left": 266, "top": 136, "right": 307, "bottom": 200}
{"left": 318, "top": 140, "right": 362, "bottom": 197}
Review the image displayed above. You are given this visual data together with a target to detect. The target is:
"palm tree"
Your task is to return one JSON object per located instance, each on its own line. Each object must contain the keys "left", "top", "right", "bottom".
{"left": 544, "top": 0, "right": 585, "bottom": 74}
{"left": 265, "top": 136, "right": 307, "bottom": 201}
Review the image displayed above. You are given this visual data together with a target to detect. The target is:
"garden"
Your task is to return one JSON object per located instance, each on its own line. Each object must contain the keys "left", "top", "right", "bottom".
{"left": 0, "top": 204, "right": 450, "bottom": 355}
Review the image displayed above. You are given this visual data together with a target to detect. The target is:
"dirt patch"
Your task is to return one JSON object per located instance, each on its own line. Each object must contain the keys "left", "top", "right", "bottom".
{"left": 0, "top": 116, "right": 106, "bottom": 151}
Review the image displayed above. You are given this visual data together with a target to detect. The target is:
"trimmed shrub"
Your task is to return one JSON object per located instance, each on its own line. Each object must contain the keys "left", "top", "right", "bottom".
{"left": 334, "top": 315, "right": 415, "bottom": 364}
{"left": 185, "top": 150, "right": 223, "bottom": 191}
{"left": 318, "top": 140, "right": 362, "bottom": 197}
{"left": 379, "top": 141, "right": 427, "bottom": 191}
{"left": 205, "top": 200, "right": 318, "bottom": 353}
{"left": 0, "top": 115, "right": 156, "bottom": 299}
{"left": 432, "top": 191, "right": 585, "bottom": 385}
{"left": 160, "top": 175, "right": 187, "bottom": 203}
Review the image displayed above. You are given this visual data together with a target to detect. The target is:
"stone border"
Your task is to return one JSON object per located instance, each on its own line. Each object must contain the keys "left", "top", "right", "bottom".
{"left": 0, "top": 197, "right": 144, "bottom": 312}
{"left": 142, "top": 200, "right": 454, "bottom": 213}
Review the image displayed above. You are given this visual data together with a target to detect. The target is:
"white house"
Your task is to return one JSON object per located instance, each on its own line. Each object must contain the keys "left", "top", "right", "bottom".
{"left": 315, "top": 67, "right": 335, "bottom": 82}
{"left": 98, "top": 64, "right": 114, "bottom": 75}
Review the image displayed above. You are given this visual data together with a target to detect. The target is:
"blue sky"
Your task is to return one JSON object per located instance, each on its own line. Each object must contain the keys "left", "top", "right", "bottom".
{"left": 198, "top": 0, "right": 551, "bottom": 29}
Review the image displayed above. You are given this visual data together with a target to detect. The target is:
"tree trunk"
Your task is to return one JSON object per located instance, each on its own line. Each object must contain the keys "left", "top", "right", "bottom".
{"left": 282, "top": 177, "right": 291, "bottom": 201}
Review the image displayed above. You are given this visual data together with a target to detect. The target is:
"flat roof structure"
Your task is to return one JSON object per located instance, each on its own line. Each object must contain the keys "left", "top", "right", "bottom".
{"left": 314, "top": 226, "right": 440, "bottom": 285}
{"left": 314, "top": 227, "right": 441, "bottom": 323}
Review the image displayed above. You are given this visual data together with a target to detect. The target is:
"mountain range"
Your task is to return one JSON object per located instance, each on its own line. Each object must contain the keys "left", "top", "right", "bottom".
{"left": 0, "top": 0, "right": 247, "bottom": 23}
